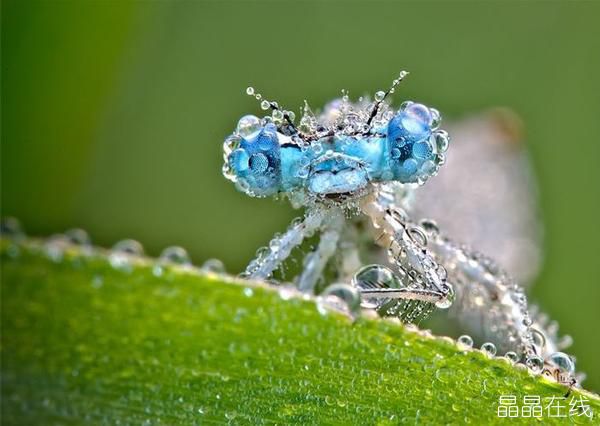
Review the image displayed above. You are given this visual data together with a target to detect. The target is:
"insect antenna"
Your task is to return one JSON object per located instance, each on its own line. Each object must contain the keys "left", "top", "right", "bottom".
{"left": 245, "top": 86, "right": 299, "bottom": 134}
{"left": 366, "top": 70, "right": 409, "bottom": 127}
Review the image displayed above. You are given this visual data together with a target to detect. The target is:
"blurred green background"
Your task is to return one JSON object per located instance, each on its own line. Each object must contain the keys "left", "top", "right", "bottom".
{"left": 2, "top": 1, "right": 599, "bottom": 391}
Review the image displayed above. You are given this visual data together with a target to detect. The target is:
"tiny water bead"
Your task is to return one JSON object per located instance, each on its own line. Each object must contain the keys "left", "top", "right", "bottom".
{"left": 429, "top": 108, "right": 441, "bottom": 130}
{"left": 109, "top": 239, "right": 144, "bottom": 271}
{"left": 435, "top": 367, "right": 452, "bottom": 383}
{"left": 434, "top": 284, "right": 454, "bottom": 309}
{"left": 389, "top": 103, "right": 432, "bottom": 142}
{"left": 159, "top": 246, "right": 191, "bottom": 265}
{"left": 0, "top": 217, "right": 24, "bottom": 239}
{"left": 236, "top": 115, "right": 262, "bottom": 140}
{"left": 504, "top": 351, "right": 519, "bottom": 364}
{"left": 112, "top": 239, "right": 145, "bottom": 256}
{"left": 64, "top": 228, "right": 91, "bottom": 246}
{"left": 153, "top": 246, "right": 192, "bottom": 277}
{"left": 548, "top": 351, "right": 575, "bottom": 374}
{"left": 201, "top": 258, "right": 226, "bottom": 274}
{"left": 272, "top": 109, "right": 284, "bottom": 122}
{"left": 525, "top": 355, "right": 544, "bottom": 373}
{"left": 317, "top": 283, "right": 361, "bottom": 318}
{"left": 434, "top": 130, "right": 450, "bottom": 152}
{"left": 480, "top": 342, "right": 497, "bottom": 357}
{"left": 44, "top": 234, "right": 70, "bottom": 262}
{"left": 458, "top": 335, "right": 474, "bottom": 348}
{"left": 419, "top": 219, "right": 440, "bottom": 237}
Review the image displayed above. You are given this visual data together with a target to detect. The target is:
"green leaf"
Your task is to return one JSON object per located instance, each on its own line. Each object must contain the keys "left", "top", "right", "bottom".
{"left": 1, "top": 238, "right": 598, "bottom": 424}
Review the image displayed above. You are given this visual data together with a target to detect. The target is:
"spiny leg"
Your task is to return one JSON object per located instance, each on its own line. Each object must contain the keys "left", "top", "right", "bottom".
{"left": 336, "top": 225, "right": 364, "bottom": 283}
{"left": 353, "top": 186, "right": 454, "bottom": 323}
{"left": 296, "top": 208, "right": 344, "bottom": 294}
{"left": 244, "top": 208, "right": 325, "bottom": 280}
{"left": 352, "top": 264, "right": 445, "bottom": 324}
{"left": 359, "top": 189, "right": 452, "bottom": 298}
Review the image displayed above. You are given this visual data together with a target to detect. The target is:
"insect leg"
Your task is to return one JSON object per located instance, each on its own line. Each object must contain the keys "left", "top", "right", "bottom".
{"left": 336, "top": 226, "right": 364, "bottom": 283}
{"left": 296, "top": 209, "right": 344, "bottom": 293}
{"left": 352, "top": 263, "right": 445, "bottom": 324}
{"left": 243, "top": 208, "right": 325, "bottom": 280}
{"left": 357, "top": 187, "right": 454, "bottom": 323}
{"left": 360, "top": 190, "right": 452, "bottom": 299}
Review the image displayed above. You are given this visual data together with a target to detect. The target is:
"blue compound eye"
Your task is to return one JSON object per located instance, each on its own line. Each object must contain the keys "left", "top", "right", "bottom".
{"left": 387, "top": 103, "right": 446, "bottom": 184}
{"left": 226, "top": 118, "right": 281, "bottom": 197}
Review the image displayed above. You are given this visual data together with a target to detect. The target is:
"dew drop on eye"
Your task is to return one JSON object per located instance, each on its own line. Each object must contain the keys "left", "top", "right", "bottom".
{"left": 236, "top": 115, "right": 262, "bottom": 140}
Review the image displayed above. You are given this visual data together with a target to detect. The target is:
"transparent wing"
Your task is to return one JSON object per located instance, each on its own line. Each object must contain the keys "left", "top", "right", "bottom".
{"left": 410, "top": 109, "right": 542, "bottom": 285}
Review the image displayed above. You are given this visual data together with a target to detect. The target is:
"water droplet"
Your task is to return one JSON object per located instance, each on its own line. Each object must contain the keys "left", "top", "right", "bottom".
{"left": 260, "top": 100, "right": 270, "bottom": 110}
{"left": 287, "top": 111, "right": 296, "bottom": 122}
{"left": 419, "top": 219, "right": 439, "bottom": 237}
{"left": 110, "top": 239, "right": 144, "bottom": 271}
{"left": 6, "top": 243, "right": 20, "bottom": 258}
{"left": 324, "top": 395, "right": 335, "bottom": 406}
{"left": 480, "top": 342, "right": 497, "bottom": 356}
{"left": 64, "top": 228, "right": 91, "bottom": 246}
{"left": 159, "top": 246, "right": 191, "bottom": 265}
{"left": 531, "top": 329, "right": 546, "bottom": 348}
{"left": 0, "top": 217, "right": 24, "bottom": 239}
{"left": 269, "top": 236, "right": 281, "bottom": 251}
{"left": 435, "top": 367, "right": 451, "bottom": 383}
{"left": 458, "top": 335, "right": 474, "bottom": 348}
{"left": 318, "top": 283, "right": 361, "bottom": 318}
{"left": 430, "top": 108, "right": 441, "bottom": 129}
{"left": 246, "top": 86, "right": 254, "bottom": 95}
{"left": 504, "top": 351, "right": 519, "bottom": 364}
{"left": 236, "top": 115, "right": 262, "bottom": 140}
{"left": 526, "top": 355, "right": 544, "bottom": 373}
{"left": 153, "top": 246, "right": 192, "bottom": 277}
{"left": 272, "top": 109, "right": 284, "bottom": 121}
{"left": 201, "top": 258, "right": 225, "bottom": 274}
{"left": 435, "top": 283, "right": 454, "bottom": 309}
{"left": 44, "top": 234, "right": 69, "bottom": 262}
{"left": 434, "top": 130, "right": 449, "bottom": 152}
{"left": 112, "top": 239, "right": 144, "bottom": 255}
{"left": 223, "top": 135, "right": 241, "bottom": 159}
{"left": 279, "top": 286, "right": 296, "bottom": 300}
{"left": 243, "top": 287, "right": 254, "bottom": 297}
{"left": 225, "top": 411, "right": 237, "bottom": 420}
{"left": 374, "top": 91, "right": 385, "bottom": 102}
{"left": 352, "top": 264, "right": 402, "bottom": 310}
{"left": 400, "top": 100, "right": 414, "bottom": 111}
{"left": 548, "top": 352, "right": 575, "bottom": 374}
